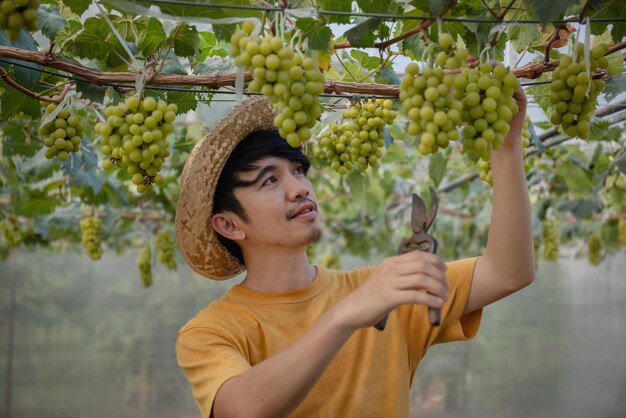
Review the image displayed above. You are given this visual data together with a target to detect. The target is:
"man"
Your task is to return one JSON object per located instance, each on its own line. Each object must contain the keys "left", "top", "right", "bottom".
{"left": 175, "top": 94, "right": 534, "bottom": 418}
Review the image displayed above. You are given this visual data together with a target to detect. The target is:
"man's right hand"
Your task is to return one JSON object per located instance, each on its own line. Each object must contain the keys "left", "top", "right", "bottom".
{"left": 332, "top": 251, "right": 449, "bottom": 331}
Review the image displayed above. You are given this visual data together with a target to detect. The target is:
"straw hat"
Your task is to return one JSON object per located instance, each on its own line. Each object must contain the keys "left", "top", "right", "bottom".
{"left": 175, "top": 96, "right": 276, "bottom": 280}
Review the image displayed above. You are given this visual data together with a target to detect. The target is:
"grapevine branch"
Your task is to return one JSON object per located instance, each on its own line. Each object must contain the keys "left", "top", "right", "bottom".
{"left": 333, "top": 0, "right": 459, "bottom": 50}
{"left": 0, "top": 67, "right": 70, "bottom": 104}
{"left": 1, "top": 44, "right": 625, "bottom": 99}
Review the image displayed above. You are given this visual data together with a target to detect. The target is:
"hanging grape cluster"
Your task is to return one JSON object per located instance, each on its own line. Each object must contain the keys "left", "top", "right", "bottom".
{"left": 0, "top": 219, "right": 21, "bottom": 247}
{"left": 138, "top": 244, "right": 152, "bottom": 287}
{"left": 319, "top": 99, "right": 397, "bottom": 174}
{"left": 478, "top": 115, "right": 531, "bottom": 186}
{"left": 39, "top": 102, "right": 84, "bottom": 162}
{"left": 549, "top": 43, "right": 609, "bottom": 140}
{"left": 97, "top": 96, "right": 175, "bottom": 193}
{"left": 542, "top": 217, "right": 560, "bottom": 261}
{"left": 456, "top": 63, "right": 520, "bottom": 161}
{"left": 230, "top": 20, "right": 324, "bottom": 147}
{"left": 155, "top": 230, "right": 176, "bottom": 270}
{"left": 587, "top": 234, "right": 603, "bottom": 266}
{"left": 619, "top": 219, "right": 626, "bottom": 247}
{"left": 79, "top": 215, "right": 103, "bottom": 260}
{"left": 399, "top": 34, "right": 467, "bottom": 156}
{"left": 0, "top": 0, "right": 39, "bottom": 41}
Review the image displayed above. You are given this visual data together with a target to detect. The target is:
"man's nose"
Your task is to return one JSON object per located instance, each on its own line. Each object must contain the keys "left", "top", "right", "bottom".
{"left": 285, "top": 174, "right": 309, "bottom": 201}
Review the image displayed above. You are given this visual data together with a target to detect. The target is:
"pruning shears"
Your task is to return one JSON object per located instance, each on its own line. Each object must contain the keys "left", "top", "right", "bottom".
{"left": 375, "top": 186, "right": 440, "bottom": 331}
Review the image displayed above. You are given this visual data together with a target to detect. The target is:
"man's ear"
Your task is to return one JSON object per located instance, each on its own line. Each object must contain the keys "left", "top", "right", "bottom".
{"left": 212, "top": 213, "right": 246, "bottom": 241}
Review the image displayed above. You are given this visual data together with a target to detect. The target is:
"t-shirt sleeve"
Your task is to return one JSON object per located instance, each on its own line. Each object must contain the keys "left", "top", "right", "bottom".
{"left": 431, "top": 257, "right": 482, "bottom": 345}
{"left": 176, "top": 324, "right": 251, "bottom": 418}
{"left": 400, "top": 257, "right": 482, "bottom": 362}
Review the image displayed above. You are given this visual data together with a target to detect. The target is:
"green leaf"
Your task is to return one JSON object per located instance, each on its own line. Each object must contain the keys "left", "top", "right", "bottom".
{"left": 67, "top": 17, "right": 111, "bottom": 61}
{"left": 0, "top": 30, "right": 40, "bottom": 85}
{"left": 159, "top": 51, "right": 187, "bottom": 75}
{"left": 375, "top": 66, "right": 401, "bottom": 85}
{"left": 173, "top": 23, "right": 199, "bottom": 58}
{"left": 308, "top": 26, "right": 332, "bottom": 51}
{"left": 167, "top": 90, "right": 198, "bottom": 114}
{"left": 63, "top": 0, "right": 92, "bottom": 15}
{"left": 429, "top": 152, "right": 448, "bottom": 187}
{"left": 556, "top": 160, "right": 594, "bottom": 197}
{"left": 357, "top": 0, "right": 399, "bottom": 14}
{"left": 37, "top": 4, "right": 68, "bottom": 40}
{"left": 198, "top": 31, "right": 227, "bottom": 61}
{"left": 14, "top": 190, "right": 58, "bottom": 216}
{"left": 526, "top": 80, "right": 552, "bottom": 116}
{"left": 75, "top": 79, "right": 107, "bottom": 103}
{"left": 428, "top": 0, "right": 455, "bottom": 15}
{"left": 139, "top": 17, "right": 166, "bottom": 57}
{"left": 603, "top": 74, "right": 626, "bottom": 102}
{"left": 590, "top": 0, "right": 626, "bottom": 42}
{"left": 556, "top": 198, "right": 602, "bottom": 220}
{"left": 345, "top": 18, "right": 381, "bottom": 48}
{"left": 401, "top": 32, "right": 427, "bottom": 61}
{"left": 506, "top": 21, "right": 541, "bottom": 52}
{"left": 524, "top": 0, "right": 580, "bottom": 25}
{"left": 0, "top": 78, "right": 40, "bottom": 121}
{"left": 319, "top": 0, "right": 351, "bottom": 24}
{"left": 0, "top": 123, "right": 40, "bottom": 157}
{"left": 589, "top": 118, "right": 609, "bottom": 140}
{"left": 350, "top": 50, "right": 381, "bottom": 70}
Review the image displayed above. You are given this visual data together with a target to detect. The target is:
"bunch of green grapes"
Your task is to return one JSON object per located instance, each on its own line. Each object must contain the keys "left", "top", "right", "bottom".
{"left": 97, "top": 96, "right": 175, "bottom": 193}
{"left": 79, "top": 215, "right": 103, "bottom": 260}
{"left": 319, "top": 99, "right": 396, "bottom": 174}
{"left": 542, "top": 217, "right": 560, "bottom": 261}
{"left": 0, "top": 0, "right": 39, "bottom": 41}
{"left": 619, "top": 219, "right": 626, "bottom": 247}
{"left": 138, "top": 244, "right": 152, "bottom": 287}
{"left": 433, "top": 33, "right": 469, "bottom": 70}
{"left": 587, "top": 234, "right": 603, "bottom": 266}
{"left": 549, "top": 43, "right": 609, "bottom": 139}
{"left": 231, "top": 20, "right": 324, "bottom": 147}
{"left": 456, "top": 63, "right": 520, "bottom": 161}
{"left": 478, "top": 115, "right": 531, "bottom": 186}
{"left": 155, "top": 230, "right": 176, "bottom": 270}
{"left": 39, "top": 103, "right": 84, "bottom": 162}
{"left": 0, "top": 219, "right": 21, "bottom": 247}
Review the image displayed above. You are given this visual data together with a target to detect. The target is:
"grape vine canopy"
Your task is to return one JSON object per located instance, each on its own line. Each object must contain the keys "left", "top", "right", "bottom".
{"left": 0, "top": 0, "right": 625, "bottom": 285}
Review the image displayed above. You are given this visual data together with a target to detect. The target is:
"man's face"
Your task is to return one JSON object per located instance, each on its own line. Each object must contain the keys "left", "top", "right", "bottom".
{"left": 230, "top": 156, "right": 323, "bottom": 250}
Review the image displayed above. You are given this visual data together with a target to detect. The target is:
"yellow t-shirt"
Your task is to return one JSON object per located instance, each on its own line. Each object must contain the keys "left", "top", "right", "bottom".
{"left": 176, "top": 257, "right": 482, "bottom": 418}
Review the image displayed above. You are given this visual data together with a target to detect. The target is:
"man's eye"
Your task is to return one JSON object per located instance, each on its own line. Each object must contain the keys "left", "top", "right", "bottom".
{"left": 263, "top": 176, "right": 278, "bottom": 186}
{"left": 295, "top": 165, "right": 305, "bottom": 174}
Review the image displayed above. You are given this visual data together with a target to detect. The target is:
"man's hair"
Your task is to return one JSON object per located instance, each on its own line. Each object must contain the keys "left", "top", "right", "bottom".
{"left": 213, "top": 130, "right": 311, "bottom": 264}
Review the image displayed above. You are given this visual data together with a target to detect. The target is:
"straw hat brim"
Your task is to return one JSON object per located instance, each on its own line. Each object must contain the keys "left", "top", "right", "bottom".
{"left": 175, "top": 96, "right": 276, "bottom": 280}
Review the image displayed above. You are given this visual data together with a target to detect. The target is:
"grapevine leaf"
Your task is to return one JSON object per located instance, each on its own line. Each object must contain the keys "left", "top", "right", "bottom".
{"left": 167, "top": 90, "right": 197, "bottom": 114}
{"left": 345, "top": 18, "right": 381, "bottom": 48}
{"left": 63, "top": 0, "right": 92, "bottom": 15}
{"left": 556, "top": 198, "right": 602, "bottom": 220}
{"left": 556, "top": 160, "right": 594, "bottom": 197}
{"left": 589, "top": 119, "right": 609, "bottom": 140}
{"left": 308, "top": 26, "right": 332, "bottom": 51}
{"left": 75, "top": 79, "right": 107, "bottom": 103}
{"left": 0, "top": 78, "right": 40, "bottom": 121}
{"left": 173, "top": 23, "right": 199, "bottom": 58}
{"left": 614, "top": 153, "right": 626, "bottom": 174}
{"left": 0, "top": 30, "right": 41, "bottom": 85}
{"left": 14, "top": 189, "right": 58, "bottom": 216}
{"left": 428, "top": 0, "right": 455, "bottom": 15}
{"left": 375, "top": 66, "right": 401, "bottom": 85}
{"left": 358, "top": 0, "right": 399, "bottom": 13}
{"left": 0, "top": 123, "right": 39, "bottom": 158}
{"left": 506, "top": 23, "right": 541, "bottom": 52}
{"left": 383, "top": 126, "right": 394, "bottom": 148}
{"left": 198, "top": 32, "right": 227, "bottom": 61}
{"left": 319, "top": 0, "right": 351, "bottom": 24}
{"left": 159, "top": 51, "right": 187, "bottom": 75}
{"left": 212, "top": 24, "right": 237, "bottom": 43}
{"left": 429, "top": 152, "right": 448, "bottom": 188}
{"left": 402, "top": 33, "right": 427, "bottom": 61}
{"left": 67, "top": 17, "right": 112, "bottom": 61}
{"left": 590, "top": 0, "right": 626, "bottom": 42}
{"left": 591, "top": 28, "right": 624, "bottom": 76}
{"left": 139, "top": 17, "right": 166, "bottom": 57}
{"left": 524, "top": 0, "right": 580, "bottom": 25}
{"left": 37, "top": 4, "right": 68, "bottom": 41}
{"left": 80, "top": 138, "right": 98, "bottom": 171}
{"left": 350, "top": 50, "right": 381, "bottom": 71}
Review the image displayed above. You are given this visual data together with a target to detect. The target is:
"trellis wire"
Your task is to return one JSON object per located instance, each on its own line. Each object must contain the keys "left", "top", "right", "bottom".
{"left": 144, "top": 0, "right": 626, "bottom": 24}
